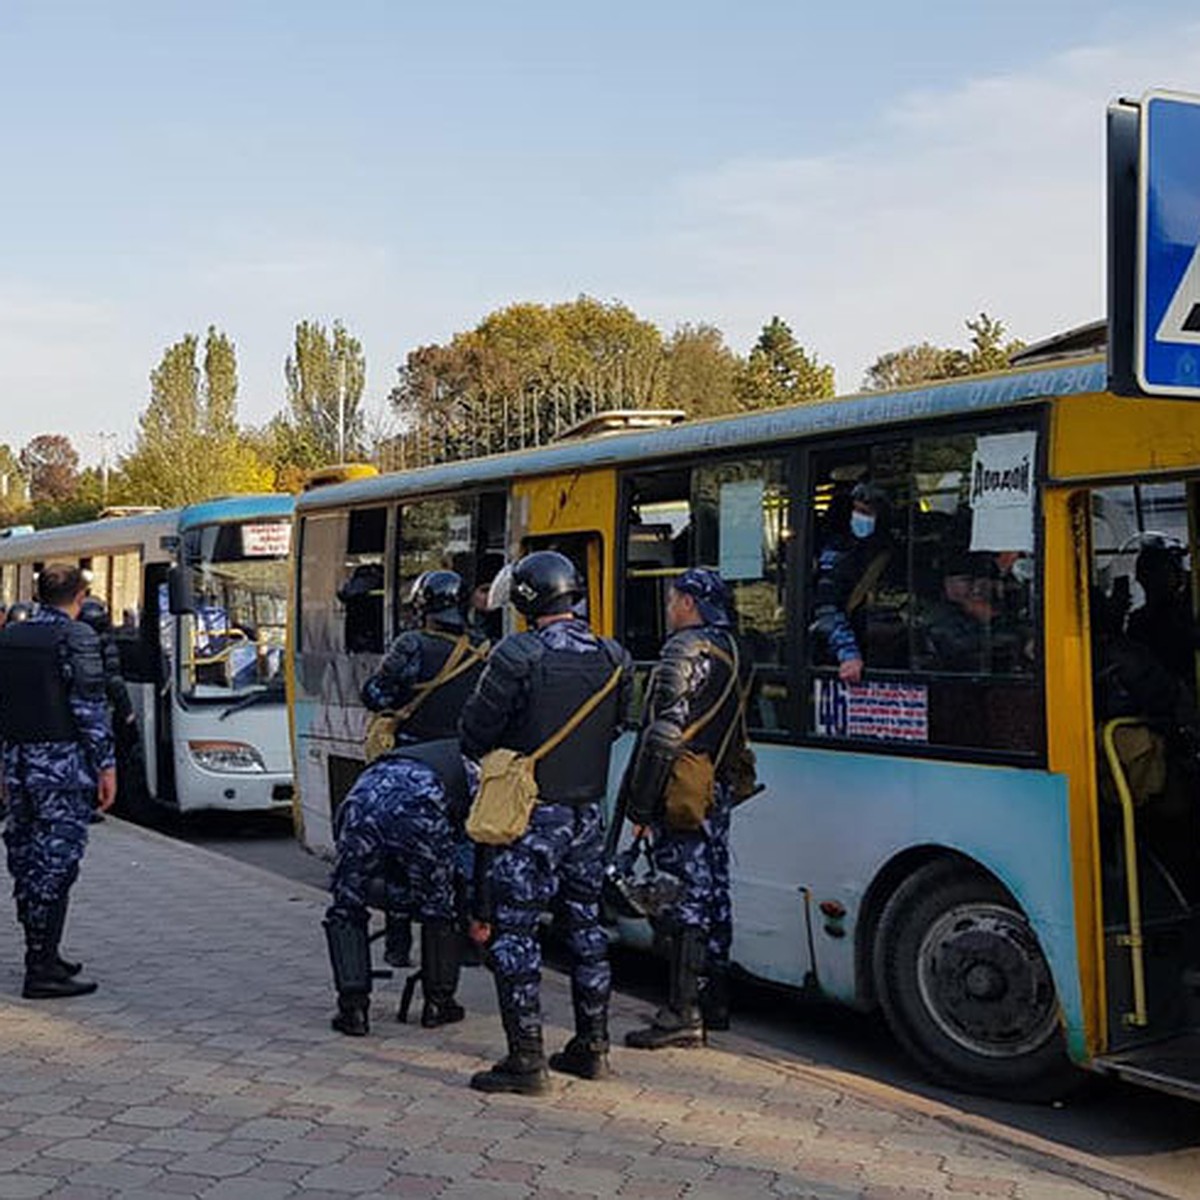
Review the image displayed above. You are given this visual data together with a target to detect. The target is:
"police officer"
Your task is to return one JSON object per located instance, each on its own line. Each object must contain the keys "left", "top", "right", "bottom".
{"left": 461, "top": 551, "right": 633, "bottom": 1095}
{"left": 324, "top": 738, "right": 477, "bottom": 1036}
{"left": 362, "top": 570, "right": 490, "bottom": 968}
{"left": 0, "top": 564, "right": 116, "bottom": 999}
{"left": 812, "top": 481, "right": 892, "bottom": 684}
{"left": 623, "top": 568, "right": 748, "bottom": 1049}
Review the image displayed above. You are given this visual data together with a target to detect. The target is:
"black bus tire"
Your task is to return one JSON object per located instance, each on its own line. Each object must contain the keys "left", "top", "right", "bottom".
{"left": 873, "top": 858, "right": 1078, "bottom": 1102}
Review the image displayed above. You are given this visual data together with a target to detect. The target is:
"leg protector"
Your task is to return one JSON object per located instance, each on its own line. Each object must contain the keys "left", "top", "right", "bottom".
{"left": 420, "top": 920, "right": 464, "bottom": 1028}
{"left": 700, "top": 964, "right": 731, "bottom": 1032}
{"left": 323, "top": 916, "right": 371, "bottom": 1036}
{"left": 625, "top": 925, "right": 705, "bottom": 1050}
{"left": 22, "top": 908, "right": 96, "bottom": 1000}
{"left": 47, "top": 895, "right": 82, "bottom": 978}
{"left": 383, "top": 911, "right": 413, "bottom": 968}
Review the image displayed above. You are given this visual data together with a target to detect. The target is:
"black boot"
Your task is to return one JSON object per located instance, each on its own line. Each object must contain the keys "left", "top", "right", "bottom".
{"left": 549, "top": 1015, "right": 611, "bottom": 1080}
{"left": 625, "top": 926, "right": 706, "bottom": 1050}
{"left": 419, "top": 920, "right": 465, "bottom": 1028}
{"left": 700, "top": 963, "right": 731, "bottom": 1032}
{"left": 47, "top": 896, "right": 83, "bottom": 978}
{"left": 383, "top": 911, "right": 413, "bottom": 968}
{"left": 22, "top": 917, "right": 97, "bottom": 1000}
{"left": 470, "top": 1030, "right": 551, "bottom": 1095}
{"left": 324, "top": 916, "right": 371, "bottom": 1036}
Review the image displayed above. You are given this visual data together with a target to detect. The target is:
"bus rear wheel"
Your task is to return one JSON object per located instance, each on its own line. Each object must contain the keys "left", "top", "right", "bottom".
{"left": 873, "top": 859, "right": 1076, "bottom": 1102}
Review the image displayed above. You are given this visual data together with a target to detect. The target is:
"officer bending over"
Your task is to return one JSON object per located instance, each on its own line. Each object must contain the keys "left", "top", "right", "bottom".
{"left": 0, "top": 564, "right": 116, "bottom": 999}
{"left": 462, "top": 551, "right": 632, "bottom": 1094}
{"left": 362, "top": 570, "right": 489, "bottom": 969}
{"left": 623, "top": 568, "right": 749, "bottom": 1049}
{"left": 324, "top": 738, "right": 477, "bottom": 1036}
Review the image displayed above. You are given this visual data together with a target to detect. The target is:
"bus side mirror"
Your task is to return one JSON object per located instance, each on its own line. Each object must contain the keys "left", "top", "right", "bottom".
{"left": 167, "top": 565, "right": 194, "bottom": 615}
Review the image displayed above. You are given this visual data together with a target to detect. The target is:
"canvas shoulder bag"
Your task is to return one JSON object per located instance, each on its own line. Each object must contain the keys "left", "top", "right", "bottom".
{"left": 364, "top": 634, "right": 490, "bottom": 763}
{"left": 466, "top": 660, "right": 623, "bottom": 846}
{"left": 662, "top": 639, "right": 745, "bottom": 831}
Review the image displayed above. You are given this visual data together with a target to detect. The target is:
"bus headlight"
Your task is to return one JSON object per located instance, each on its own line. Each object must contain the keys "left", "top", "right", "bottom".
{"left": 188, "top": 740, "right": 267, "bottom": 773}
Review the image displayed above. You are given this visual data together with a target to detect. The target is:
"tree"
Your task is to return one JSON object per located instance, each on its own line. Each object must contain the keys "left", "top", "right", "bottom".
{"left": 20, "top": 434, "right": 81, "bottom": 505}
{"left": 280, "top": 319, "right": 367, "bottom": 468}
{"left": 662, "top": 324, "right": 741, "bottom": 419}
{"left": 735, "top": 316, "right": 835, "bottom": 410}
{"left": 119, "top": 329, "right": 272, "bottom": 507}
{"left": 863, "top": 313, "right": 1026, "bottom": 391}
{"left": 0, "top": 443, "right": 29, "bottom": 524}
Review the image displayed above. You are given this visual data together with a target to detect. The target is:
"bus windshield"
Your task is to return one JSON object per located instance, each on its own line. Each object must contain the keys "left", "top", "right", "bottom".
{"left": 180, "top": 519, "right": 291, "bottom": 702}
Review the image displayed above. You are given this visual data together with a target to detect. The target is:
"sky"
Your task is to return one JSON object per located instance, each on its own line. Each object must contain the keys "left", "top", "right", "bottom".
{"left": 2, "top": 1, "right": 1200, "bottom": 464}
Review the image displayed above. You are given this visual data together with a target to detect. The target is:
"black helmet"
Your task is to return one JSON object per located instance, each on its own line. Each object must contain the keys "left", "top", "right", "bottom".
{"left": 510, "top": 551, "right": 583, "bottom": 618}
{"left": 408, "top": 570, "right": 466, "bottom": 628}
{"left": 6, "top": 601, "right": 33, "bottom": 623}
{"left": 79, "top": 596, "right": 112, "bottom": 635}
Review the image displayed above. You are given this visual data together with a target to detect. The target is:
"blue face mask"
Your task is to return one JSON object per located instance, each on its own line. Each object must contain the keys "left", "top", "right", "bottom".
{"left": 850, "top": 511, "right": 876, "bottom": 540}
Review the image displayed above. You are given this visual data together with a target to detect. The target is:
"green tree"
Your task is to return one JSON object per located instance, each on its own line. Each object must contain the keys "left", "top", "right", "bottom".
{"left": 0, "top": 442, "right": 29, "bottom": 525}
{"left": 280, "top": 319, "right": 367, "bottom": 468}
{"left": 863, "top": 313, "right": 1025, "bottom": 391}
{"left": 662, "top": 323, "right": 741, "bottom": 419}
{"left": 20, "top": 434, "right": 81, "bottom": 505}
{"left": 120, "top": 330, "right": 273, "bottom": 507}
{"left": 735, "top": 316, "right": 835, "bottom": 410}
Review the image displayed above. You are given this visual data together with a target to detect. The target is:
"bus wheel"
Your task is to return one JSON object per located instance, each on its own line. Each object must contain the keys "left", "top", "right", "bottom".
{"left": 873, "top": 859, "right": 1076, "bottom": 1102}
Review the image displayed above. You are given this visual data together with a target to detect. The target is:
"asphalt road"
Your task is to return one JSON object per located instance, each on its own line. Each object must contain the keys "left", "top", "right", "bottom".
{"left": 166, "top": 808, "right": 1200, "bottom": 1197}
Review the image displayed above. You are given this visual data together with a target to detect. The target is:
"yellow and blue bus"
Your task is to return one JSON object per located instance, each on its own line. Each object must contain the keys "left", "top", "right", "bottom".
{"left": 289, "top": 354, "right": 1200, "bottom": 1101}
{"left": 1, "top": 495, "right": 295, "bottom": 818}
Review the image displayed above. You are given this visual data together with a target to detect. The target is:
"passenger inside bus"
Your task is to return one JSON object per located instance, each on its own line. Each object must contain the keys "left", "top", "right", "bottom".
{"left": 1127, "top": 540, "right": 1198, "bottom": 694}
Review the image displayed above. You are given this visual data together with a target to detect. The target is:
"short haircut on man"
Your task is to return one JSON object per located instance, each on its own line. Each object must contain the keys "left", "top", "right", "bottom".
{"left": 36, "top": 562, "right": 87, "bottom": 608}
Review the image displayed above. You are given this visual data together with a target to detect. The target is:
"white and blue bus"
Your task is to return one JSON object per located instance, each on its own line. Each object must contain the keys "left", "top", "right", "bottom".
{"left": 0, "top": 495, "right": 295, "bottom": 818}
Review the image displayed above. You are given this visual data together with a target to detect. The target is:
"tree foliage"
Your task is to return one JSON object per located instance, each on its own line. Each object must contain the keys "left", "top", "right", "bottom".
{"left": 278, "top": 319, "right": 367, "bottom": 469}
{"left": 863, "top": 313, "right": 1026, "bottom": 391}
{"left": 386, "top": 298, "right": 832, "bottom": 468}
{"left": 735, "top": 316, "right": 835, "bottom": 410}
{"left": 19, "top": 434, "right": 80, "bottom": 505}
{"left": 118, "top": 327, "right": 272, "bottom": 507}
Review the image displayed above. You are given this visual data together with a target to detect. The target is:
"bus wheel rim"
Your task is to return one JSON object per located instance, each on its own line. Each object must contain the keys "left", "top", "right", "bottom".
{"left": 915, "top": 901, "right": 1058, "bottom": 1060}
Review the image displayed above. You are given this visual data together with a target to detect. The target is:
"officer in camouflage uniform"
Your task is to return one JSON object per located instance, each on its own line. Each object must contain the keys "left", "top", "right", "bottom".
{"left": 324, "top": 738, "right": 478, "bottom": 1036}
{"left": 623, "top": 568, "right": 748, "bottom": 1049}
{"left": 0, "top": 564, "right": 116, "bottom": 999}
{"left": 462, "top": 551, "right": 633, "bottom": 1095}
{"left": 361, "top": 569, "right": 489, "bottom": 969}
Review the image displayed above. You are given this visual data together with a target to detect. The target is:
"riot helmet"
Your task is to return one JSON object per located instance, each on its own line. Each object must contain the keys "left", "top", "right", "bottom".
{"left": 79, "top": 596, "right": 113, "bottom": 635}
{"left": 509, "top": 551, "right": 583, "bottom": 618}
{"left": 408, "top": 570, "right": 466, "bottom": 628}
{"left": 6, "top": 602, "right": 33, "bottom": 623}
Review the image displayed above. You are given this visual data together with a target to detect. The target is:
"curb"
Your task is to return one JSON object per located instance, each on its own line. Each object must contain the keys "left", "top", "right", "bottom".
{"left": 102, "top": 818, "right": 1179, "bottom": 1200}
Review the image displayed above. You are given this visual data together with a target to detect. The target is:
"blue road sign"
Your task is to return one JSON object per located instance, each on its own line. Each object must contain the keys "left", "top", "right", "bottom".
{"left": 1137, "top": 90, "right": 1200, "bottom": 396}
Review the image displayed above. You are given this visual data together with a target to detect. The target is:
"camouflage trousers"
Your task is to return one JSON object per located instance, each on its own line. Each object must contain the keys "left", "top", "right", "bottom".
{"left": 488, "top": 802, "right": 610, "bottom": 1041}
{"left": 327, "top": 758, "right": 457, "bottom": 928}
{"left": 652, "top": 781, "right": 732, "bottom": 968}
{"left": 2, "top": 779, "right": 92, "bottom": 931}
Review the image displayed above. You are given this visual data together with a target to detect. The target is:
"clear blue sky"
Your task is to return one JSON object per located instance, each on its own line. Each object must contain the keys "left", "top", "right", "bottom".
{"left": 1, "top": 1, "right": 1198, "bottom": 459}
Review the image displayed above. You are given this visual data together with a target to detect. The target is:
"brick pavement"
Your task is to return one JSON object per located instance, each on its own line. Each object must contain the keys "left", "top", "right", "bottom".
{"left": 0, "top": 819, "right": 1176, "bottom": 1200}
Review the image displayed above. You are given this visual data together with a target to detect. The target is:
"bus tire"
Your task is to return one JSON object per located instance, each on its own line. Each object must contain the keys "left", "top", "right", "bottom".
{"left": 873, "top": 858, "right": 1077, "bottom": 1102}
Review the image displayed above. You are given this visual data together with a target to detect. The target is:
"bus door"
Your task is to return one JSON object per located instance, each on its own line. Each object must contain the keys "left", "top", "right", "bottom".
{"left": 1089, "top": 479, "right": 1200, "bottom": 1094}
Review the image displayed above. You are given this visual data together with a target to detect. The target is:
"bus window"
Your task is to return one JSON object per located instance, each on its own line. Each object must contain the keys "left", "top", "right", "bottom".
{"left": 396, "top": 495, "right": 478, "bottom": 630}
{"left": 111, "top": 549, "right": 142, "bottom": 631}
{"left": 807, "top": 425, "right": 1041, "bottom": 756}
{"left": 339, "top": 507, "right": 387, "bottom": 653}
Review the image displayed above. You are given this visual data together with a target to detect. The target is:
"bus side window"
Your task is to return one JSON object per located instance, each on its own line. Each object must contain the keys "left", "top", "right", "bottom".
{"left": 340, "top": 507, "right": 387, "bottom": 654}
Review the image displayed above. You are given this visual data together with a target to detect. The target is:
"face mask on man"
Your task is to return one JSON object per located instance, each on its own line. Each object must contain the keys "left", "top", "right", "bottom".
{"left": 850, "top": 511, "right": 876, "bottom": 540}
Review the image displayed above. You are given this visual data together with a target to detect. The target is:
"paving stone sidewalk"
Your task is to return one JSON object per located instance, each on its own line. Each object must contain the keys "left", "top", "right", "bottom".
{"left": 0, "top": 820, "right": 1172, "bottom": 1200}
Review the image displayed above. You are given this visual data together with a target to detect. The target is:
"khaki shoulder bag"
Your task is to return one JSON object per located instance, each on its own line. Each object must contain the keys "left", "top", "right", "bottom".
{"left": 662, "top": 640, "right": 750, "bottom": 831}
{"left": 466, "top": 661, "right": 623, "bottom": 847}
{"left": 364, "top": 634, "right": 490, "bottom": 763}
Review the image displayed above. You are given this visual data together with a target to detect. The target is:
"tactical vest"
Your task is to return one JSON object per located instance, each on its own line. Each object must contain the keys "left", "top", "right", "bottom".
{"left": 386, "top": 737, "right": 471, "bottom": 823}
{"left": 506, "top": 641, "right": 622, "bottom": 805}
{"left": 399, "top": 631, "right": 487, "bottom": 744}
{"left": 0, "top": 622, "right": 77, "bottom": 743}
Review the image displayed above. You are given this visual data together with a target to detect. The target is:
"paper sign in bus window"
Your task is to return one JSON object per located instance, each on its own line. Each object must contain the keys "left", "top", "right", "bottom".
{"left": 968, "top": 432, "right": 1037, "bottom": 554}
{"left": 814, "top": 678, "right": 929, "bottom": 743}
{"left": 718, "top": 479, "right": 765, "bottom": 580}
{"left": 242, "top": 523, "right": 292, "bottom": 558}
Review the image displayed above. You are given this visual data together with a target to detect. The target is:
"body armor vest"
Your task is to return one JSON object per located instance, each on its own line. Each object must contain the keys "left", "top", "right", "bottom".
{"left": 506, "top": 641, "right": 621, "bottom": 804}
{"left": 0, "top": 622, "right": 77, "bottom": 743}
{"left": 386, "top": 737, "right": 471, "bottom": 823}
{"left": 680, "top": 630, "right": 741, "bottom": 761}
{"left": 399, "top": 631, "right": 486, "bottom": 744}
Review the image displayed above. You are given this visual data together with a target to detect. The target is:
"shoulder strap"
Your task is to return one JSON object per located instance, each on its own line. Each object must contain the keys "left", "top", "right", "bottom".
{"left": 528, "top": 661, "right": 623, "bottom": 764}
{"left": 679, "top": 638, "right": 740, "bottom": 745}
{"left": 846, "top": 549, "right": 891, "bottom": 614}
{"left": 394, "top": 635, "right": 490, "bottom": 723}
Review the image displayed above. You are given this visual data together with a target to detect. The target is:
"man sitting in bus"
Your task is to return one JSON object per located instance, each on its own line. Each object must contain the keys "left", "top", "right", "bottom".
{"left": 1127, "top": 541, "right": 1198, "bottom": 696}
